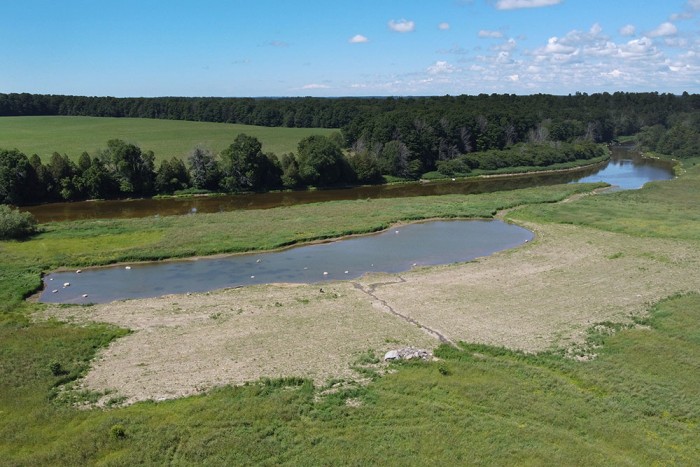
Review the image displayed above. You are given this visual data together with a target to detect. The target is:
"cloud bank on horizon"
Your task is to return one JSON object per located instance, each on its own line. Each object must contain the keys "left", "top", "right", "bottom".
{"left": 1, "top": 0, "right": 698, "bottom": 97}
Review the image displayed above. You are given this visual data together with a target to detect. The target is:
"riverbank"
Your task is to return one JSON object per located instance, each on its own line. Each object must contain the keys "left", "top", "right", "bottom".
{"left": 2, "top": 161, "right": 699, "bottom": 464}
{"left": 422, "top": 153, "right": 610, "bottom": 181}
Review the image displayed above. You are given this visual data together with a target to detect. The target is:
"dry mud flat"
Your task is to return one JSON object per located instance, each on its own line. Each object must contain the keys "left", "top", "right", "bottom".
{"left": 44, "top": 222, "right": 700, "bottom": 405}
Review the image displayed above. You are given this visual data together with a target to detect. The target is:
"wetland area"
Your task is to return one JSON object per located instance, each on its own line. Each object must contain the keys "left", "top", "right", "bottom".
{"left": 38, "top": 147, "right": 672, "bottom": 305}
{"left": 35, "top": 148, "right": 694, "bottom": 408}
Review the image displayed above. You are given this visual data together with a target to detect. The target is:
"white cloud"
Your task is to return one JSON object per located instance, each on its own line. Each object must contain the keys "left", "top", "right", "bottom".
{"left": 349, "top": 34, "right": 369, "bottom": 44}
{"left": 495, "top": 0, "right": 562, "bottom": 10}
{"left": 617, "top": 37, "right": 658, "bottom": 59}
{"left": 602, "top": 69, "right": 628, "bottom": 79}
{"left": 583, "top": 40, "right": 618, "bottom": 57}
{"left": 479, "top": 30, "right": 504, "bottom": 38}
{"left": 590, "top": 23, "right": 603, "bottom": 36}
{"left": 540, "top": 36, "right": 577, "bottom": 55}
{"left": 427, "top": 60, "right": 457, "bottom": 74}
{"left": 496, "top": 51, "right": 514, "bottom": 64}
{"left": 336, "top": 5, "right": 699, "bottom": 97}
{"left": 649, "top": 22, "right": 678, "bottom": 37}
{"left": 438, "top": 22, "right": 450, "bottom": 30}
{"left": 494, "top": 38, "right": 518, "bottom": 51}
{"left": 301, "top": 83, "right": 330, "bottom": 90}
{"left": 388, "top": 19, "right": 416, "bottom": 33}
{"left": 619, "top": 24, "right": 636, "bottom": 37}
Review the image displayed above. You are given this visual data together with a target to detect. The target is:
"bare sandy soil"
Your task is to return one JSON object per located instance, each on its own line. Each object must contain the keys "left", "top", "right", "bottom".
{"left": 42, "top": 221, "right": 700, "bottom": 405}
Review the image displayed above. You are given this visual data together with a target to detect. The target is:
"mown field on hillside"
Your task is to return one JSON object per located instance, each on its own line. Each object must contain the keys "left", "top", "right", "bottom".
{"left": 1, "top": 159, "right": 699, "bottom": 464}
{"left": 0, "top": 116, "right": 338, "bottom": 161}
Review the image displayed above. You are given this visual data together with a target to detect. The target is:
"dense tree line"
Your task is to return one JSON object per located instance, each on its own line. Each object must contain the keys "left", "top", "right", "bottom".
{"left": 1, "top": 136, "right": 609, "bottom": 207}
{"left": 3, "top": 92, "right": 697, "bottom": 179}
{"left": 0, "top": 134, "right": 373, "bottom": 205}
{"left": 635, "top": 111, "right": 700, "bottom": 159}
{"left": 435, "top": 141, "right": 606, "bottom": 177}
{"left": 2, "top": 92, "right": 698, "bottom": 133}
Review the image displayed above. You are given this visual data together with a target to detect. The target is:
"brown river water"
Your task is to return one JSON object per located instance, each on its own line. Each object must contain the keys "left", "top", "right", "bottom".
{"left": 24, "top": 147, "right": 673, "bottom": 224}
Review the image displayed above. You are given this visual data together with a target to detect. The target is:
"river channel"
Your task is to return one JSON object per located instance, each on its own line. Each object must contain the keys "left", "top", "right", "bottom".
{"left": 40, "top": 220, "right": 533, "bottom": 304}
{"left": 25, "top": 146, "right": 673, "bottom": 223}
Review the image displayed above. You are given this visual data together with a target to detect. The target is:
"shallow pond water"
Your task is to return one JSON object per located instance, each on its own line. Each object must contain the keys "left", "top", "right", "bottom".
{"left": 40, "top": 220, "right": 533, "bottom": 304}
{"left": 571, "top": 151, "right": 673, "bottom": 189}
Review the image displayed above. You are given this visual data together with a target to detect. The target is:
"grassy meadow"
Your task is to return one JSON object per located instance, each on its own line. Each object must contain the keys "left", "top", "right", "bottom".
{"left": 1, "top": 159, "right": 700, "bottom": 463}
{"left": 0, "top": 116, "right": 339, "bottom": 161}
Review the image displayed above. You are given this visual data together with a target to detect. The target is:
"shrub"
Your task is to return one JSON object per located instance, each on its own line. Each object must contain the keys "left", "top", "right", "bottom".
{"left": 438, "top": 363, "right": 452, "bottom": 376}
{"left": 49, "top": 361, "right": 64, "bottom": 376}
{"left": 110, "top": 424, "right": 126, "bottom": 439}
{"left": 0, "top": 204, "right": 38, "bottom": 240}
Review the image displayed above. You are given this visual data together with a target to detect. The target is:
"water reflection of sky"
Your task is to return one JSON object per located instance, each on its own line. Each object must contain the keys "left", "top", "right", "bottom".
{"left": 572, "top": 159, "right": 673, "bottom": 190}
{"left": 40, "top": 220, "right": 533, "bottom": 304}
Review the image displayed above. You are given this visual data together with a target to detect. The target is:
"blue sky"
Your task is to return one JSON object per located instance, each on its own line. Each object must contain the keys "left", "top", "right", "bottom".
{"left": 1, "top": 0, "right": 699, "bottom": 96}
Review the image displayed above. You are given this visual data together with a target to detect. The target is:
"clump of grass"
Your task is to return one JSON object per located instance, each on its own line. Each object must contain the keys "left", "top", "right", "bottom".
{"left": 49, "top": 361, "right": 64, "bottom": 376}
{"left": 110, "top": 424, "right": 126, "bottom": 440}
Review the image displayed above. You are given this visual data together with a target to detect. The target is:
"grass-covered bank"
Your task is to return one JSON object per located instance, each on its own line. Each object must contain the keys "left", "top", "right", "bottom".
{"left": 2, "top": 162, "right": 700, "bottom": 464}
{"left": 510, "top": 157, "right": 700, "bottom": 241}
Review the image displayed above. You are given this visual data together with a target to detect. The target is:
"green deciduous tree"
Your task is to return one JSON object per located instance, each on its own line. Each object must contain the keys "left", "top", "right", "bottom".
{"left": 348, "top": 151, "right": 383, "bottom": 184}
{"left": 187, "top": 146, "right": 220, "bottom": 191}
{"left": 79, "top": 157, "right": 119, "bottom": 200}
{"left": 155, "top": 157, "right": 191, "bottom": 194}
{"left": 296, "top": 135, "right": 351, "bottom": 187}
{"left": 0, "top": 149, "right": 38, "bottom": 204}
{"left": 220, "top": 134, "right": 281, "bottom": 192}
{"left": 100, "top": 139, "right": 155, "bottom": 196}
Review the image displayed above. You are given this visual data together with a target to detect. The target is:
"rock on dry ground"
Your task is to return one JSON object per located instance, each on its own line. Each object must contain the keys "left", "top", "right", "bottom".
{"left": 42, "top": 221, "right": 700, "bottom": 405}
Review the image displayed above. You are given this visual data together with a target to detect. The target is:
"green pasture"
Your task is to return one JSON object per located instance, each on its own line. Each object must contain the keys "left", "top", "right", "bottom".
{"left": 1, "top": 160, "right": 700, "bottom": 464}
{"left": 0, "top": 116, "right": 338, "bottom": 161}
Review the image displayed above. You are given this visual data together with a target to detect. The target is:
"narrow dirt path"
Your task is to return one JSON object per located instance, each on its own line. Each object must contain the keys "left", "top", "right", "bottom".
{"left": 351, "top": 277, "right": 456, "bottom": 346}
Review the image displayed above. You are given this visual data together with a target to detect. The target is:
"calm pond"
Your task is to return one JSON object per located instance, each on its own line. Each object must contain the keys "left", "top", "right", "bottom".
{"left": 40, "top": 220, "right": 533, "bottom": 304}
{"left": 25, "top": 147, "right": 673, "bottom": 223}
